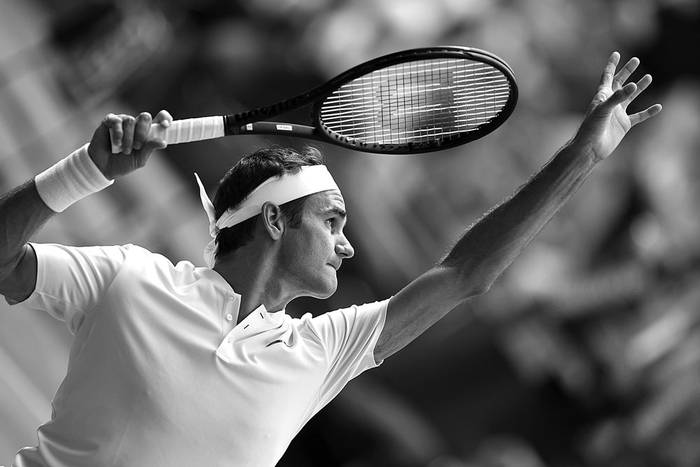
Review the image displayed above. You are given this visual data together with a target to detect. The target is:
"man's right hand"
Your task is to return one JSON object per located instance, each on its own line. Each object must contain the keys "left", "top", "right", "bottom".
{"left": 88, "top": 110, "right": 173, "bottom": 179}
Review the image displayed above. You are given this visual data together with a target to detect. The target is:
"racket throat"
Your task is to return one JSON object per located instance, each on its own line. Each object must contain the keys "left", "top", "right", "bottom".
{"left": 226, "top": 120, "right": 320, "bottom": 139}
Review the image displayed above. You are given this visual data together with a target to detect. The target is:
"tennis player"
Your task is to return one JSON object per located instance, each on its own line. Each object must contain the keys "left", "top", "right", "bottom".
{"left": 0, "top": 52, "right": 660, "bottom": 466}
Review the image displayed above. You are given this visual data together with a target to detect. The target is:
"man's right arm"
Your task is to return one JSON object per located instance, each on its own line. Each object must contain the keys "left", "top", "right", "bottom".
{"left": 0, "top": 182, "right": 53, "bottom": 303}
{"left": 0, "top": 110, "right": 172, "bottom": 304}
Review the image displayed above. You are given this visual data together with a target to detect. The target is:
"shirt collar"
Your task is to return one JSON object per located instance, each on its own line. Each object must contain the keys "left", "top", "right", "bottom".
{"left": 201, "top": 268, "right": 287, "bottom": 325}
{"left": 254, "top": 304, "right": 286, "bottom": 326}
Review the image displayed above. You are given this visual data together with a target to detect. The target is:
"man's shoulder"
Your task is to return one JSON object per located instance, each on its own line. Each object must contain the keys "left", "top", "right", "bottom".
{"left": 70, "top": 243, "right": 197, "bottom": 286}
{"left": 119, "top": 244, "right": 197, "bottom": 272}
{"left": 109, "top": 245, "right": 210, "bottom": 294}
{"left": 293, "top": 299, "right": 390, "bottom": 328}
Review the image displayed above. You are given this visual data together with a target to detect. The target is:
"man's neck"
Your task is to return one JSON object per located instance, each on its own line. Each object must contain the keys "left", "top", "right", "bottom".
{"left": 212, "top": 243, "right": 294, "bottom": 323}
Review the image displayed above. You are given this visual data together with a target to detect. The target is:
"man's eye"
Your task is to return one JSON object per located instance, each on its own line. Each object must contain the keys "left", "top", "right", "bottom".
{"left": 326, "top": 218, "right": 336, "bottom": 227}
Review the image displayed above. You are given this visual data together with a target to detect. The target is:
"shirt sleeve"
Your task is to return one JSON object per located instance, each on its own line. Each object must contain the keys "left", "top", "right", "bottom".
{"left": 306, "top": 299, "right": 388, "bottom": 409}
{"left": 12, "top": 243, "right": 132, "bottom": 334}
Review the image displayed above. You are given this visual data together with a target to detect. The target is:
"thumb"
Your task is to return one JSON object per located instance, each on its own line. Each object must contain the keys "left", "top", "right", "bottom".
{"left": 131, "top": 138, "right": 166, "bottom": 168}
{"left": 142, "top": 138, "right": 167, "bottom": 154}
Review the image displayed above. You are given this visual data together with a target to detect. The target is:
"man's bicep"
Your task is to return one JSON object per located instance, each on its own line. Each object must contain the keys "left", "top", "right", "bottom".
{"left": 1, "top": 244, "right": 38, "bottom": 305}
{"left": 376, "top": 266, "right": 475, "bottom": 361}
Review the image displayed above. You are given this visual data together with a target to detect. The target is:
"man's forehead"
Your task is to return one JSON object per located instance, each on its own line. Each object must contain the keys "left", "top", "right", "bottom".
{"left": 307, "top": 189, "right": 346, "bottom": 211}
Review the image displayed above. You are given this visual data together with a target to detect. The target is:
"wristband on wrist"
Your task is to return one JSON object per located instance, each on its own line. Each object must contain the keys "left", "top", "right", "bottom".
{"left": 34, "top": 143, "right": 114, "bottom": 212}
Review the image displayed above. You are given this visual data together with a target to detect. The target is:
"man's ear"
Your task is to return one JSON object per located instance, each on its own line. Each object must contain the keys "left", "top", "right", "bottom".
{"left": 261, "top": 202, "right": 284, "bottom": 240}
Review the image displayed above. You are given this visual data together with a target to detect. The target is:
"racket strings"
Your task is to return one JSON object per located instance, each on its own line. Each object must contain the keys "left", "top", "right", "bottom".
{"left": 319, "top": 58, "right": 512, "bottom": 145}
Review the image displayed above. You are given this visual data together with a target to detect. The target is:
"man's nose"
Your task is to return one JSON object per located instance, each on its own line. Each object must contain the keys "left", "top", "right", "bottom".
{"left": 335, "top": 236, "right": 354, "bottom": 259}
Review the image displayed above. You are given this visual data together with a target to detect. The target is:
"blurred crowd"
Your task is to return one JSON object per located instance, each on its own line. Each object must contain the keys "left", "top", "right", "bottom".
{"left": 1, "top": 0, "right": 700, "bottom": 466}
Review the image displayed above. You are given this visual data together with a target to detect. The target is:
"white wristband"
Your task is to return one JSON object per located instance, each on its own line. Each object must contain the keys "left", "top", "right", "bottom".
{"left": 34, "top": 143, "right": 114, "bottom": 212}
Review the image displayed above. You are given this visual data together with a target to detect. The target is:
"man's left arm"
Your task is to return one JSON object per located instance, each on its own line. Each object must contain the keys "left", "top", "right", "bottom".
{"left": 375, "top": 52, "right": 662, "bottom": 361}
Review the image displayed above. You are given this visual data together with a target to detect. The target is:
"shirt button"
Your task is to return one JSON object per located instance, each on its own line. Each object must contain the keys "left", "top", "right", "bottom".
{"left": 225, "top": 313, "right": 233, "bottom": 321}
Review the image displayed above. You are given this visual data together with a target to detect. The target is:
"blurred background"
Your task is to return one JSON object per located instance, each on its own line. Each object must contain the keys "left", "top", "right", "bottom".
{"left": 1, "top": 0, "right": 700, "bottom": 465}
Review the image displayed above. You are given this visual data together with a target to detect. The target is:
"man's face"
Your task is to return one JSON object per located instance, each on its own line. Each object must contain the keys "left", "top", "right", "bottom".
{"left": 278, "top": 189, "right": 354, "bottom": 299}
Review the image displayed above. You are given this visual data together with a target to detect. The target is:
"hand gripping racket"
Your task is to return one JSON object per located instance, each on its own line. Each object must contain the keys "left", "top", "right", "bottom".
{"left": 150, "top": 46, "right": 518, "bottom": 154}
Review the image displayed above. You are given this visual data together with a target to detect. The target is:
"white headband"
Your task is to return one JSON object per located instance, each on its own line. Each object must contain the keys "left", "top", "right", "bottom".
{"left": 195, "top": 165, "right": 340, "bottom": 268}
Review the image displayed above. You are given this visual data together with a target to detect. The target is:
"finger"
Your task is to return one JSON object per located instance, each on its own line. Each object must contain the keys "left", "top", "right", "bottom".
{"left": 599, "top": 51, "right": 620, "bottom": 89}
{"left": 139, "top": 110, "right": 167, "bottom": 157}
{"left": 119, "top": 115, "right": 136, "bottom": 155}
{"left": 623, "top": 74, "right": 652, "bottom": 109}
{"left": 600, "top": 82, "right": 637, "bottom": 111}
{"left": 613, "top": 56, "right": 640, "bottom": 90}
{"left": 150, "top": 110, "right": 172, "bottom": 149}
{"left": 629, "top": 104, "right": 662, "bottom": 126}
{"left": 153, "top": 109, "right": 173, "bottom": 127}
{"left": 104, "top": 113, "right": 123, "bottom": 154}
{"left": 133, "top": 112, "right": 152, "bottom": 151}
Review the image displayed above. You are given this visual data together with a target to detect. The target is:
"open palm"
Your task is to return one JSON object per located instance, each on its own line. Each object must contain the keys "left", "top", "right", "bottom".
{"left": 574, "top": 52, "right": 662, "bottom": 162}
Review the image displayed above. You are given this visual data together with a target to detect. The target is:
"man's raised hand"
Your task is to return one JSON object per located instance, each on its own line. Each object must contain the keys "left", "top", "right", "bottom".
{"left": 573, "top": 52, "right": 662, "bottom": 162}
{"left": 88, "top": 110, "right": 173, "bottom": 179}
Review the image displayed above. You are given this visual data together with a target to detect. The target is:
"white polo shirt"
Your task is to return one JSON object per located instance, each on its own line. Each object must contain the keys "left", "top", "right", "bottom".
{"left": 12, "top": 243, "right": 387, "bottom": 467}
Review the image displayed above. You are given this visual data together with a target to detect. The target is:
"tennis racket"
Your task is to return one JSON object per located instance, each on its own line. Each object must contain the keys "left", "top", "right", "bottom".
{"left": 150, "top": 46, "right": 518, "bottom": 155}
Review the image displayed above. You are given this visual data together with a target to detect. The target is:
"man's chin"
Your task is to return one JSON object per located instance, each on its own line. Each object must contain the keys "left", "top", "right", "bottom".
{"left": 309, "top": 278, "right": 338, "bottom": 299}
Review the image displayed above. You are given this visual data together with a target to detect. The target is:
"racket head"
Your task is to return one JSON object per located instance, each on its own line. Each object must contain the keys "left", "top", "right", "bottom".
{"left": 313, "top": 46, "right": 518, "bottom": 154}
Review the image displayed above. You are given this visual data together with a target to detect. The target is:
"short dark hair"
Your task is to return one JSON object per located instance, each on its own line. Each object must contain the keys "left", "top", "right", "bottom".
{"left": 212, "top": 146, "right": 325, "bottom": 259}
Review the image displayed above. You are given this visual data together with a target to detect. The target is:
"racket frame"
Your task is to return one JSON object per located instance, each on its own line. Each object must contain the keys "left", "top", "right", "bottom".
{"left": 224, "top": 46, "right": 518, "bottom": 154}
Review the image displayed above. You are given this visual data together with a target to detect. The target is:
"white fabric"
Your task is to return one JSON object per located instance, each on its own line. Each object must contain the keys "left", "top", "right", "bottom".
{"left": 195, "top": 165, "right": 339, "bottom": 267}
{"left": 12, "top": 243, "right": 387, "bottom": 467}
{"left": 34, "top": 143, "right": 114, "bottom": 212}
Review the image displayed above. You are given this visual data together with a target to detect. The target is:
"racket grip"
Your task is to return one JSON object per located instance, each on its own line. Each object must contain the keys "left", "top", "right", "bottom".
{"left": 150, "top": 116, "right": 225, "bottom": 145}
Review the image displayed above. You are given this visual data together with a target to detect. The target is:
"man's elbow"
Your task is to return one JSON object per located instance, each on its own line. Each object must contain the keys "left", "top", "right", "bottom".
{"left": 453, "top": 266, "right": 499, "bottom": 299}
{"left": 440, "top": 258, "right": 503, "bottom": 299}
{"left": 469, "top": 281, "right": 493, "bottom": 297}
{"left": 443, "top": 270, "right": 493, "bottom": 301}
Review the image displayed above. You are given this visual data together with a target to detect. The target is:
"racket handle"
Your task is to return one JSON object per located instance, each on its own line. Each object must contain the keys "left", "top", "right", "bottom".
{"left": 150, "top": 116, "right": 225, "bottom": 145}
